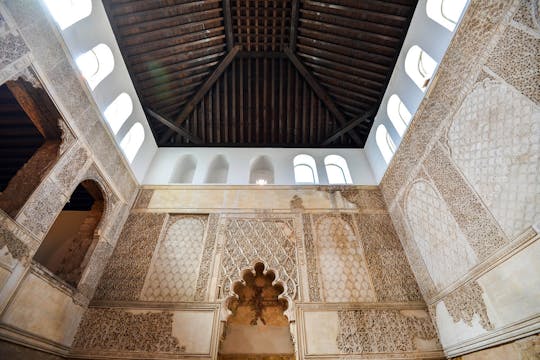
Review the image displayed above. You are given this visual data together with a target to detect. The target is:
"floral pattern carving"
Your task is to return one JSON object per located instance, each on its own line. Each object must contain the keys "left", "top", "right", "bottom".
{"left": 440, "top": 281, "right": 494, "bottom": 330}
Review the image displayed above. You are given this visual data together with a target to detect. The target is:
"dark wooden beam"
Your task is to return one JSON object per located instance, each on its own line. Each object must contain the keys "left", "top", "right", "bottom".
{"left": 284, "top": 47, "right": 363, "bottom": 146}
{"left": 146, "top": 108, "right": 203, "bottom": 145}
{"left": 321, "top": 110, "right": 374, "bottom": 146}
{"left": 289, "top": 0, "right": 299, "bottom": 52}
{"left": 223, "top": 0, "right": 234, "bottom": 51}
{"left": 159, "top": 45, "right": 240, "bottom": 143}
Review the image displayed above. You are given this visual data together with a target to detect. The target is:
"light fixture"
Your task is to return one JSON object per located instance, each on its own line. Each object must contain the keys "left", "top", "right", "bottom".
{"left": 255, "top": 179, "right": 267, "bottom": 185}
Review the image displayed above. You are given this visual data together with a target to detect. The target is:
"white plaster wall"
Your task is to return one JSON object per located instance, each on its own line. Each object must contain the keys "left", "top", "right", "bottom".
{"left": 143, "top": 147, "right": 375, "bottom": 185}
{"left": 364, "top": 0, "right": 470, "bottom": 182}
{"left": 50, "top": 0, "right": 157, "bottom": 182}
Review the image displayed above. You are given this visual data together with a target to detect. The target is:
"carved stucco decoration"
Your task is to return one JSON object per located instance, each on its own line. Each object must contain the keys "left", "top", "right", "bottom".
{"left": 512, "top": 0, "right": 540, "bottom": 32}
{"left": 405, "top": 179, "right": 478, "bottom": 291}
{"left": 0, "top": 226, "right": 29, "bottom": 262}
{"left": 336, "top": 309, "right": 439, "bottom": 353}
{"left": 312, "top": 214, "right": 376, "bottom": 302}
{"left": 302, "top": 214, "right": 321, "bottom": 302}
{"left": 72, "top": 308, "right": 186, "bottom": 353}
{"left": 436, "top": 281, "right": 494, "bottom": 331}
{"left": 219, "top": 216, "right": 298, "bottom": 301}
{"left": 195, "top": 213, "right": 219, "bottom": 301}
{"left": 93, "top": 213, "right": 166, "bottom": 301}
{"left": 289, "top": 195, "right": 304, "bottom": 211}
{"left": 356, "top": 213, "right": 422, "bottom": 302}
{"left": 134, "top": 189, "right": 154, "bottom": 209}
{"left": 340, "top": 188, "right": 386, "bottom": 210}
{"left": 447, "top": 79, "right": 540, "bottom": 239}
{"left": 0, "top": 32, "right": 28, "bottom": 69}
{"left": 141, "top": 215, "right": 207, "bottom": 302}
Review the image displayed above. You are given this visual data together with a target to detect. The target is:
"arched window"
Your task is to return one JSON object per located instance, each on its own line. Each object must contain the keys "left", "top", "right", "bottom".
{"left": 76, "top": 44, "right": 114, "bottom": 90}
{"left": 249, "top": 156, "right": 274, "bottom": 185}
{"left": 376, "top": 125, "right": 397, "bottom": 164}
{"left": 293, "top": 154, "right": 319, "bottom": 184}
{"left": 44, "top": 0, "right": 92, "bottom": 30}
{"left": 426, "top": 0, "right": 468, "bottom": 31}
{"left": 387, "top": 94, "right": 412, "bottom": 136}
{"left": 104, "top": 93, "right": 133, "bottom": 134}
{"left": 170, "top": 155, "right": 197, "bottom": 183}
{"left": 405, "top": 46, "right": 437, "bottom": 91}
{"left": 324, "top": 155, "right": 353, "bottom": 184}
{"left": 205, "top": 155, "right": 229, "bottom": 183}
{"left": 120, "top": 123, "right": 145, "bottom": 163}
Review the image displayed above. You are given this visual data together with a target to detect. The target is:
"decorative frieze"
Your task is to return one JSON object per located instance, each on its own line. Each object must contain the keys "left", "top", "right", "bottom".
{"left": 195, "top": 213, "right": 219, "bottom": 301}
{"left": 302, "top": 214, "right": 321, "bottom": 302}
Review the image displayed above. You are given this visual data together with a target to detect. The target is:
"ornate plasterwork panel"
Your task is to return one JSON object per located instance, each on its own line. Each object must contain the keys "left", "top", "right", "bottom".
{"left": 93, "top": 213, "right": 166, "bottom": 301}
{"left": 219, "top": 216, "right": 298, "bottom": 300}
{"left": 406, "top": 180, "right": 477, "bottom": 290}
{"left": 302, "top": 214, "right": 321, "bottom": 302}
{"left": 72, "top": 308, "right": 185, "bottom": 353}
{"left": 336, "top": 309, "right": 439, "bottom": 353}
{"left": 314, "top": 215, "right": 376, "bottom": 302}
{"left": 357, "top": 214, "right": 421, "bottom": 302}
{"left": 448, "top": 80, "right": 540, "bottom": 238}
{"left": 141, "top": 216, "right": 207, "bottom": 302}
{"left": 194, "top": 214, "right": 219, "bottom": 301}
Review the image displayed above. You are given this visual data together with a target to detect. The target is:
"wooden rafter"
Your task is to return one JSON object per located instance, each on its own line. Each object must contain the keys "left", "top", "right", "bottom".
{"left": 321, "top": 110, "right": 374, "bottom": 146}
{"left": 223, "top": 0, "right": 234, "bottom": 51}
{"left": 146, "top": 108, "right": 203, "bottom": 145}
{"left": 159, "top": 45, "right": 241, "bottom": 143}
{"left": 284, "top": 47, "right": 363, "bottom": 146}
{"left": 289, "top": 0, "right": 299, "bottom": 52}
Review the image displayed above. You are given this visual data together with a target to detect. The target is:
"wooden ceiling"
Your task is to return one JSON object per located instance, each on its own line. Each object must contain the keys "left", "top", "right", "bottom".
{"left": 104, "top": 0, "right": 417, "bottom": 147}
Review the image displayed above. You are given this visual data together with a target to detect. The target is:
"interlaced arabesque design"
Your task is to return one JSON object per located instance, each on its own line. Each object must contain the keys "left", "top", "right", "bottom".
{"left": 141, "top": 216, "right": 207, "bottom": 302}
{"left": 315, "top": 216, "right": 376, "bottom": 302}
{"left": 406, "top": 180, "right": 477, "bottom": 290}
{"left": 448, "top": 80, "right": 540, "bottom": 238}
{"left": 220, "top": 218, "right": 297, "bottom": 299}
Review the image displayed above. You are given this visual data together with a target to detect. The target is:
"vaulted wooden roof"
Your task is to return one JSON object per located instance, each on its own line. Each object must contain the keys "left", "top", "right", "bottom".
{"left": 104, "top": 0, "right": 417, "bottom": 147}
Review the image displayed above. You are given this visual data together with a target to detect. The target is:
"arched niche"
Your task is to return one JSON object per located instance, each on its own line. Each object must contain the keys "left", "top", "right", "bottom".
{"left": 0, "top": 76, "right": 64, "bottom": 218}
{"left": 205, "top": 155, "right": 229, "bottom": 184}
{"left": 169, "top": 155, "right": 197, "bottom": 183}
{"left": 249, "top": 156, "right": 275, "bottom": 185}
{"left": 33, "top": 179, "right": 106, "bottom": 288}
{"left": 219, "top": 262, "right": 295, "bottom": 360}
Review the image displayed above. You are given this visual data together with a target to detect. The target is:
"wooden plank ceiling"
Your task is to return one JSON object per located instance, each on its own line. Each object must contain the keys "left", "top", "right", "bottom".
{"left": 104, "top": 0, "right": 417, "bottom": 147}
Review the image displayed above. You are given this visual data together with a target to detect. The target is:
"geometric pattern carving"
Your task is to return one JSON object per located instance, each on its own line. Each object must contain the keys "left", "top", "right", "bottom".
{"left": 141, "top": 216, "right": 207, "bottom": 302}
{"left": 195, "top": 214, "right": 219, "bottom": 301}
{"left": 72, "top": 308, "right": 186, "bottom": 353}
{"left": 337, "top": 309, "right": 439, "bottom": 353}
{"left": 406, "top": 180, "right": 477, "bottom": 290}
{"left": 448, "top": 80, "right": 540, "bottom": 238}
{"left": 220, "top": 217, "right": 298, "bottom": 300}
{"left": 314, "top": 215, "right": 376, "bottom": 302}
{"left": 302, "top": 214, "right": 321, "bottom": 301}
{"left": 439, "top": 281, "right": 494, "bottom": 331}
{"left": 93, "top": 213, "right": 166, "bottom": 301}
{"left": 357, "top": 214, "right": 422, "bottom": 302}
{"left": 0, "top": 33, "right": 28, "bottom": 69}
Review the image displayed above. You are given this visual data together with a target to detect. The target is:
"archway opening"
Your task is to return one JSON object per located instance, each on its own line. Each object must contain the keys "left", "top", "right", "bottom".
{"left": 219, "top": 262, "right": 294, "bottom": 359}
{"left": 33, "top": 180, "right": 105, "bottom": 288}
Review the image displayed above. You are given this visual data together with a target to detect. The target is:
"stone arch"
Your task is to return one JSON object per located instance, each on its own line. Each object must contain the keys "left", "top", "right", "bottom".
{"left": 219, "top": 261, "right": 296, "bottom": 360}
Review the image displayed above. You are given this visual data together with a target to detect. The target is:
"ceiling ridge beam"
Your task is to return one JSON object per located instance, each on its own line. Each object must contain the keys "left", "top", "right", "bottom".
{"left": 223, "top": 0, "right": 234, "bottom": 51}
{"left": 321, "top": 110, "right": 374, "bottom": 146}
{"left": 289, "top": 0, "right": 299, "bottom": 52}
{"left": 159, "top": 45, "right": 241, "bottom": 143}
{"left": 284, "top": 47, "right": 363, "bottom": 146}
{"left": 146, "top": 108, "right": 203, "bottom": 145}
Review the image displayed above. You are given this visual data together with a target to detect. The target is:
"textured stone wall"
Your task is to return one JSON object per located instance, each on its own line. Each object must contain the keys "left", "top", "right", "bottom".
{"left": 0, "top": 0, "right": 138, "bottom": 354}
{"left": 380, "top": 0, "right": 540, "bottom": 356}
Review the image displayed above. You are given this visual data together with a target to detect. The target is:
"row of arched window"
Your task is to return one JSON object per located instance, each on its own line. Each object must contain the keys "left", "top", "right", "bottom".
{"left": 376, "top": 0, "right": 468, "bottom": 165}
{"left": 294, "top": 155, "right": 352, "bottom": 185}
{"left": 44, "top": 0, "right": 145, "bottom": 163}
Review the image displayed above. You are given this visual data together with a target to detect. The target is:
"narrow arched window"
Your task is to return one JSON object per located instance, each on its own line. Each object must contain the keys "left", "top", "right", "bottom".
{"left": 120, "top": 123, "right": 145, "bottom": 163}
{"left": 405, "top": 46, "right": 437, "bottom": 91}
{"left": 324, "top": 155, "right": 352, "bottom": 184}
{"left": 249, "top": 156, "right": 274, "bottom": 185}
{"left": 104, "top": 93, "right": 133, "bottom": 134}
{"left": 293, "top": 154, "right": 319, "bottom": 184}
{"left": 426, "top": 0, "right": 468, "bottom": 31}
{"left": 376, "top": 125, "right": 397, "bottom": 164}
{"left": 76, "top": 44, "right": 114, "bottom": 90}
{"left": 387, "top": 94, "right": 412, "bottom": 136}
{"left": 44, "top": 0, "right": 92, "bottom": 30}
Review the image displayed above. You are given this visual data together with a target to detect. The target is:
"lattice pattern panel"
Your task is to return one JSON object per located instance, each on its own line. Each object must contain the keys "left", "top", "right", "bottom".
{"left": 220, "top": 218, "right": 297, "bottom": 299}
{"left": 315, "top": 216, "right": 376, "bottom": 302}
{"left": 141, "top": 216, "right": 207, "bottom": 302}
{"left": 406, "top": 181, "right": 477, "bottom": 290}
{"left": 448, "top": 80, "right": 540, "bottom": 238}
